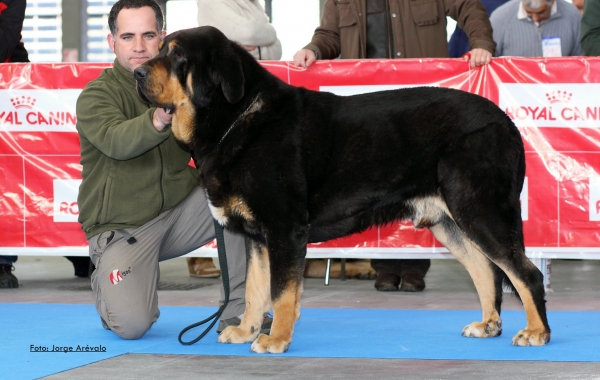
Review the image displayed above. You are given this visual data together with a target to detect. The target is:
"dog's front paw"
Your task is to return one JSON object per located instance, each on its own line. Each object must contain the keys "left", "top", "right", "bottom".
{"left": 462, "top": 320, "right": 502, "bottom": 338}
{"left": 512, "top": 328, "right": 550, "bottom": 346}
{"left": 217, "top": 326, "right": 257, "bottom": 344}
{"left": 250, "top": 333, "right": 290, "bottom": 354}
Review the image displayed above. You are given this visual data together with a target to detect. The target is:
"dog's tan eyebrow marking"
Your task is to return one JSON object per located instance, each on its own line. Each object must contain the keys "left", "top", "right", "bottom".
{"left": 168, "top": 40, "right": 179, "bottom": 53}
{"left": 186, "top": 72, "right": 194, "bottom": 97}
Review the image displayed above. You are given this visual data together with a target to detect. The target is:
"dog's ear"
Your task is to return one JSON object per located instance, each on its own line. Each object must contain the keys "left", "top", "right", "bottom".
{"left": 211, "top": 43, "right": 245, "bottom": 104}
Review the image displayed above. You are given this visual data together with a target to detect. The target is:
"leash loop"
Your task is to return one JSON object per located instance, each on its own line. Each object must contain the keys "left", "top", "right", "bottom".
{"left": 178, "top": 219, "right": 230, "bottom": 345}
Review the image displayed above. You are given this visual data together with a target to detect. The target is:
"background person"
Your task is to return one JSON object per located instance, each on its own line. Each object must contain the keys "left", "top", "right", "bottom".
{"left": 293, "top": 0, "right": 495, "bottom": 292}
{"left": 490, "top": 0, "right": 583, "bottom": 56}
{"left": 196, "top": 0, "right": 281, "bottom": 60}
{"left": 0, "top": 0, "right": 93, "bottom": 287}
{"left": 573, "top": 0, "right": 585, "bottom": 14}
{"left": 449, "top": 0, "right": 509, "bottom": 58}
{"left": 0, "top": 0, "right": 28, "bottom": 288}
{"left": 76, "top": 0, "right": 266, "bottom": 339}
{"left": 581, "top": 0, "right": 600, "bottom": 54}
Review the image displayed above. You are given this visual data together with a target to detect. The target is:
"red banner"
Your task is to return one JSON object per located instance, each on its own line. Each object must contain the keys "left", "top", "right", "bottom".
{"left": 1, "top": 58, "right": 599, "bottom": 259}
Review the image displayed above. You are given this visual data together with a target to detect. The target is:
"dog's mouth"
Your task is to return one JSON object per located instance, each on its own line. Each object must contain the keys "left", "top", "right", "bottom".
{"left": 136, "top": 82, "right": 175, "bottom": 114}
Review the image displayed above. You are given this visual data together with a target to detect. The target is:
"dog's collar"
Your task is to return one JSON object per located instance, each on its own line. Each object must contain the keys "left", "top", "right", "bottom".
{"left": 217, "top": 93, "right": 261, "bottom": 147}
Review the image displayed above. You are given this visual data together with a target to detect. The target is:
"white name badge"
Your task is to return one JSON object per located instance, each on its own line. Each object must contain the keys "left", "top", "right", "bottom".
{"left": 542, "top": 36, "right": 562, "bottom": 57}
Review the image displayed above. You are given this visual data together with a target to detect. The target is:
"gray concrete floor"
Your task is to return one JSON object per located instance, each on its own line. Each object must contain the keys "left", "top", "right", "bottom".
{"left": 4, "top": 256, "right": 600, "bottom": 379}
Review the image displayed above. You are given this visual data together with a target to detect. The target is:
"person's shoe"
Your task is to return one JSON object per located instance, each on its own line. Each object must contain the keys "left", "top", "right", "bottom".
{"left": 65, "top": 256, "right": 93, "bottom": 278}
{"left": 0, "top": 264, "right": 18, "bottom": 288}
{"left": 216, "top": 314, "right": 273, "bottom": 334}
{"left": 374, "top": 272, "right": 400, "bottom": 291}
{"left": 187, "top": 257, "right": 221, "bottom": 278}
{"left": 400, "top": 273, "right": 426, "bottom": 292}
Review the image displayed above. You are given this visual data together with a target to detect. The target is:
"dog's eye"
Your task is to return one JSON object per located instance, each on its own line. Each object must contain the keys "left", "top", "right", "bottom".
{"left": 173, "top": 51, "right": 182, "bottom": 58}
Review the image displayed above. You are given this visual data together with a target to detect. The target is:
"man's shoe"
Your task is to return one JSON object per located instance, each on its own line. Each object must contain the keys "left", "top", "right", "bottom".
{"left": 187, "top": 257, "right": 221, "bottom": 278}
{"left": 66, "top": 256, "right": 93, "bottom": 278}
{"left": 0, "top": 264, "right": 18, "bottom": 288}
{"left": 400, "top": 273, "right": 426, "bottom": 292}
{"left": 217, "top": 314, "right": 273, "bottom": 334}
{"left": 374, "top": 272, "right": 400, "bottom": 291}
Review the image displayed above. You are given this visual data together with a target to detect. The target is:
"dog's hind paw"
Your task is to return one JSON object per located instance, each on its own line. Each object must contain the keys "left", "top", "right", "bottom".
{"left": 250, "top": 334, "right": 290, "bottom": 354}
{"left": 462, "top": 320, "right": 502, "bottom": 338}
{"left": 512, "top": 328, "right": 550, "bottom": 346}
{"left": 217, "top": 326, "right": 257, "bottom": 344}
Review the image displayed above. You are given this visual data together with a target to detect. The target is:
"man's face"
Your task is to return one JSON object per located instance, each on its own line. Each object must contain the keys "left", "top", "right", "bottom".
{"left": 107, "top": 6, "right": 166, "bottom": 73}
{"left": 523, "top": 0, "right": 554, "bottom": 24}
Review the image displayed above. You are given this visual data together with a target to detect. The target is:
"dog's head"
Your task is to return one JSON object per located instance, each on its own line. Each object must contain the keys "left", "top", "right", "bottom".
{"left": 134, "top": 26, "right": 245, "bottom": 144}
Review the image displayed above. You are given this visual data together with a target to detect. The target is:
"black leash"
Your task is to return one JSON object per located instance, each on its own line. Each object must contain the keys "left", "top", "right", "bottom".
{"left": 178, "top": 219, "right": 230, "bottom": 345}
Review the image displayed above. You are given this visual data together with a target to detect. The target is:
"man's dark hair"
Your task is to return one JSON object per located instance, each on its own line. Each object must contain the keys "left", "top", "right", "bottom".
{"left": 108, "top": 0, "right": 165, "bottom": 36}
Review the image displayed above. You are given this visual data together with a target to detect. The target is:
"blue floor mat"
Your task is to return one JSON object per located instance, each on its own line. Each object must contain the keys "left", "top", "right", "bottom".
{"left": 3, "top": 304, "right": 599, "bottom": 379}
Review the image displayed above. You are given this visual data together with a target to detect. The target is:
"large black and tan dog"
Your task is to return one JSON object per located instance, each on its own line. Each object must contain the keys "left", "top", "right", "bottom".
{"left": 135, "top": 26, "right": 550, "bottom": 353}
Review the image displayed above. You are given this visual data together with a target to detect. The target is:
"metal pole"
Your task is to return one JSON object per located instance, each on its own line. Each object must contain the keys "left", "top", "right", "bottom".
{"left": 324, "top": 259, "right": 331, "bottom": 286}
{"left": 265, "top": 0, "right": 272, "bottom": 21}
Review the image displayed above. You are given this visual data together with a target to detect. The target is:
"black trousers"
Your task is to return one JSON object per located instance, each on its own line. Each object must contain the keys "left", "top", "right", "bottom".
{"left": 371, "top": 259, "right": 430, "bottom": 277}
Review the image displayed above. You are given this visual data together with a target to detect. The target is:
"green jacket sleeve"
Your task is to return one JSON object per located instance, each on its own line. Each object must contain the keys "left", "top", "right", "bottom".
{"left": 76, "top": 81, "right": 171, "bottom": 161}
{"left": 581, "top": 0, "right": 600, "bottom": 56}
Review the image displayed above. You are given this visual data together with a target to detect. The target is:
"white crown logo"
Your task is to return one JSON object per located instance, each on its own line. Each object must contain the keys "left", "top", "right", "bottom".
{"left": 10, "top": 96, "right": 37, "bottom": 109}
{"left": 545, "top": 90, "right": 572, "bottom": 105}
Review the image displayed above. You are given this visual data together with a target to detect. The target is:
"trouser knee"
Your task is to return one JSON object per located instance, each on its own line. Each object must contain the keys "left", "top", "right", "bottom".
{"left": 107, "top": 312, "right": 155, "bottom": 340}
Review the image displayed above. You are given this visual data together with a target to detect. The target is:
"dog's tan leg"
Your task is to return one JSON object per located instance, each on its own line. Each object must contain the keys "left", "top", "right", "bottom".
{"left": 217, "top": 241, "right": 271, "bottom": 344}
{"left": 494, "top": 262, "right": 550, "bottom": 346}
{"left": 250, "top": 279, "right": 302, "bottom": 353}
{"left": 429, "top": 219, "right": 502, "bottom": 338}
{"left": 433, "top": 217, "right": 549, "bottom": 345}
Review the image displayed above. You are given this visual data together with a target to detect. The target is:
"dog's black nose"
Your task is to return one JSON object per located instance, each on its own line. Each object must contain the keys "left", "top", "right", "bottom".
{"left": 134, "top": 66, "right": 148, "bottom": 80}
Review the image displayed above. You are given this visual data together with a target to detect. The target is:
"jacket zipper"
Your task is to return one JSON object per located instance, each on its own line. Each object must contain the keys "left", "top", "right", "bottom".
{"left": 158, "top": 145, "right": 165, "bottom": 213}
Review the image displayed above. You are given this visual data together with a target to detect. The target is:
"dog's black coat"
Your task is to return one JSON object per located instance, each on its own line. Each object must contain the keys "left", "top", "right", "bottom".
{"left": 135, "top": 26, "right": 550, "bottom": 352}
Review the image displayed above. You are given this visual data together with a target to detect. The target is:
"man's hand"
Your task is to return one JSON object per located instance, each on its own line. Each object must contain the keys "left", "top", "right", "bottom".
{"left": 293, "top": 49, "right": 316, "bottom": 69}
{"left": 153, "top": 107, "right": 173, "bottom": 132}
{"left": 464, "top": 48, "right": 492, "bottom": 68}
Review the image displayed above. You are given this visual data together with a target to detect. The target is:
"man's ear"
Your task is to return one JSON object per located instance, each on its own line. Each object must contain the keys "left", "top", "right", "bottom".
{"left": 107, "top": 33, "right": 116, "bottom": 53}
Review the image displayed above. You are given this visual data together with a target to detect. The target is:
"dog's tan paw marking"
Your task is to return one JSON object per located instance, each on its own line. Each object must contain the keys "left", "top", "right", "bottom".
{"left": 250, "top": 334, "right": 290, "bottom": 354}
{"left": 512, "top": 329, "right": 550, "bottom": 346}
{"left": 217, "top": 326, "right": 257, "bottom": 344}
{"left": 462, "top": 320, "right": 502, "bottom": 338}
